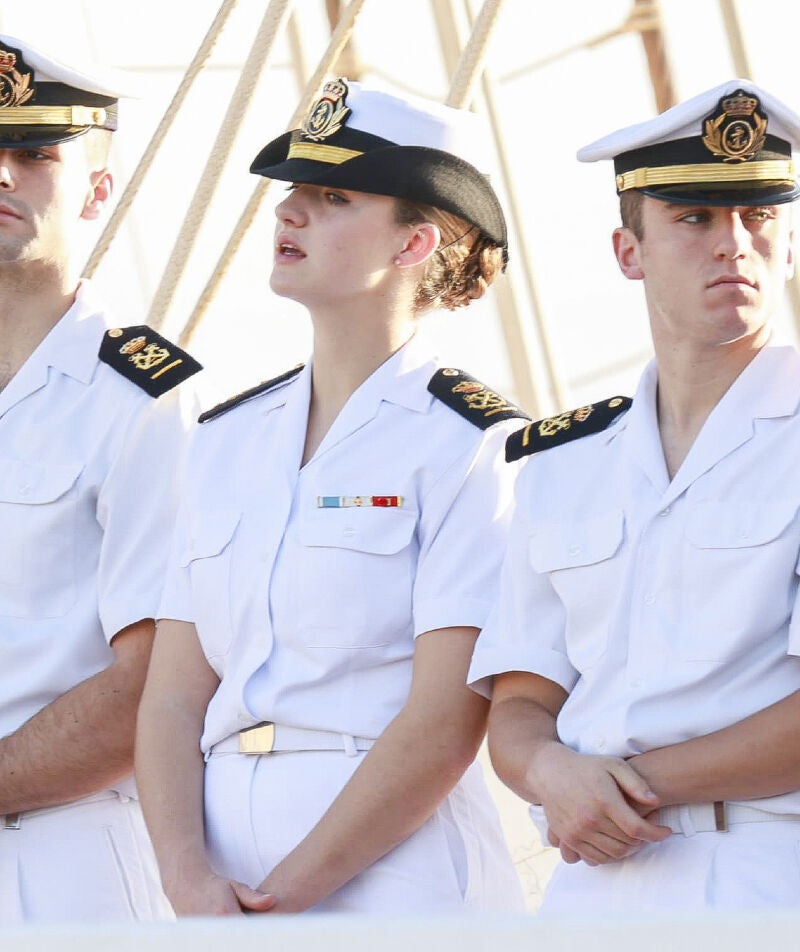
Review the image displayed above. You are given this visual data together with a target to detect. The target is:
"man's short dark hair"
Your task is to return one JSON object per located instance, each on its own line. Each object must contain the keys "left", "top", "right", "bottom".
{"left": 619, "top": 189, "right": 644, "bottom": 240}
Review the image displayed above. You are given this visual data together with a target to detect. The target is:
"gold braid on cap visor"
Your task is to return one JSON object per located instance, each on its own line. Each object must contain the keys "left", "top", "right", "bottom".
{"left": 287, "top": 141, "right": 364, "bottom": 164}
{"left": 0, "top": 105, "right": 108, "bottom": 126}
{"left": 616, "top": 159, "right": 797, "bottom": 192}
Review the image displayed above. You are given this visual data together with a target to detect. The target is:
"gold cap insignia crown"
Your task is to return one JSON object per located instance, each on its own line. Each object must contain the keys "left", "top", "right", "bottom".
{"left": 721, "top": 92, "right": 758, "bottom": 118}
{"left": 0, "top": 49, "right": 17, "bottom": 73}
{"left": 320, "top": 78, "right": 347, "bottom": 101}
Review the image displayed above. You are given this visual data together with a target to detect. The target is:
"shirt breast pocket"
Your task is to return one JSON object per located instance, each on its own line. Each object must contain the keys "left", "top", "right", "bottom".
{"left": 179, "top": 508, "right": 241, "bottom": 659}
{"left": 295, "top": 507, "right": 418, "bottom": 648}
{"left": 0, "top": 458, "right": 84, "bottom": 619}
{"left": 528, "top": 510, "right": 625, "bottom": 669}
{"left": 681, "top": 499, "right": 800, "bottom": 661}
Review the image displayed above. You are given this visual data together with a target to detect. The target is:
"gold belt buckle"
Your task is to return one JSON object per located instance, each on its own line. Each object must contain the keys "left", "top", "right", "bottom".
{"left": 238, "top": 722, "right": 276, "bottom": 755}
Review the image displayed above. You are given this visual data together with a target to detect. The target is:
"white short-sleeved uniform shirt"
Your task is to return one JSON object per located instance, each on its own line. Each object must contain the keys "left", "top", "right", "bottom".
{"left": 0, "top": 282, "right": 199, "bottom": 749}
{"left": 159, "top": 332, "right": 522, "bottom": 752}
{"left": 470, "top": 344, "right": 800, "bottom": 816}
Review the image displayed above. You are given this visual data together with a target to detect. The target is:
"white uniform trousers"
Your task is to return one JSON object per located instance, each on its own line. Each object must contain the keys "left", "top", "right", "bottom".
{"left": 204, "top": 748, "right": 526, "bottom": 914}
{"left": 538, "top": 817, "right": 800, "bottom": 915}
{"left": 0, "top": 791, "right": 174, "bottom": 923}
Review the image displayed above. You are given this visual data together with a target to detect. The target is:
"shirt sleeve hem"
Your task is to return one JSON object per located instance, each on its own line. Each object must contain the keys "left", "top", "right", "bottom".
{"left": 467, "top": 645, "right": 578, "bottom": 698}
{"left": 99, "top": 607, "right": 157, "bottom": 643}
{"left": 413, "top": 595, "right": 492, "bottom": 638}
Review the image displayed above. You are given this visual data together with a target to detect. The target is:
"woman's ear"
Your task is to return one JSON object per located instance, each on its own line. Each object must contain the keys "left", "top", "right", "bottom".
{"left": 394, "top": 222, "right": 441, "bottom": 268}
{"left": 81, "top": 169, "right": 113, "bottom": 221}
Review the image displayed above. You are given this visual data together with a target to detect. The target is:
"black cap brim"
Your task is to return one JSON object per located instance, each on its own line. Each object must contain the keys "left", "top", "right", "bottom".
{"left": 642, "top": 180, "right": 800, "bottom": 206}
{"left": 0, "top": 126, "right": 92, "bottom": 148}
{"left": 251, "top": 133, "right": 507, "bottom": 250}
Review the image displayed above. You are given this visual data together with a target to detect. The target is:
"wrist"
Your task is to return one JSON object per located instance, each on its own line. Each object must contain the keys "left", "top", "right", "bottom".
{"left": 525, "top": 739, "right": 573, "bottom": 798}
{"left": 160, "top": 846, "right": 215, "bottom": 894}
{"left": 627, "top": 750, "right": 674, "bottom": 805}
{"left": 259, "top": 869, "right": 320, "bottom": 914}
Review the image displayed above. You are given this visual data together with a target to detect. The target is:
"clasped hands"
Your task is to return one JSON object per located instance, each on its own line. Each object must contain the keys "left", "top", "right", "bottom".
{"left": 531, "top": 744, "right": 672, "bottom": 867}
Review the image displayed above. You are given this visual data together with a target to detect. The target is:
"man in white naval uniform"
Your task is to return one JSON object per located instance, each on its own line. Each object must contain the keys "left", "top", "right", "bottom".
{"left": 470, "top": 79, "right": 800, "bottom": 913}
{"left": 0, "top": 34, "right": 200, "bottom": 921}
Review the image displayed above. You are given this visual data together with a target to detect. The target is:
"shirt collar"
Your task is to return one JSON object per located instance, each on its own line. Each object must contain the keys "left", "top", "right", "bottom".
{"left": 722, "top": 343, "right": 800, "bottom": 420}
{"left": 373, "top": 331, "right": 438, "bottom": 413}
{"left": 304, "top": 331, "right": 437, "bottom": 416}
{"left": 35, "top": 281, "right": 108, "bottom": 386}
{"left": 614, "top": 342, "right": 800, "bottom": 433}
{"left": 629, "top": 344, "right": 800, "bottom": 424}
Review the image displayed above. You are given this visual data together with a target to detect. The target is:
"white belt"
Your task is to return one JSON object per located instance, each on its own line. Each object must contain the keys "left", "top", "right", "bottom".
{"left": 0, "top": 788, "right": 125, "bottom": 830}
{"left": 207, "top": 722, "right": 376, "bottom": 759}
{"left": 658, "top": 801, "right": 800, "bottom": 836}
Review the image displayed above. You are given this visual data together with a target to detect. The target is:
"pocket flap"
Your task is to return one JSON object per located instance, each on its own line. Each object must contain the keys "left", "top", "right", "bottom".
{"left": 687, "top": 499, "right": 799, "bottom": 549}
{"left": 180, "top": 508, "right": 241, "bottom": 565}
{"left": 300, "top": 506, "right": 417, "bottom": 554}
{"left": 528, "top": 510, "right": 625, "bottom": 571}
{"left": 0, "top": 458, "right": 83, "bottom": 505}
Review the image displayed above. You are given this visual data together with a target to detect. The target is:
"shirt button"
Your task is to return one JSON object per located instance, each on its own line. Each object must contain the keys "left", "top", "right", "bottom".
{"left": 343, "top": 526, "right": 355, "bottom": 537}
{"left": 660, "top": 506, "right": 671, "bottom": 516}
{"left": 18, "top": 484, "right": 30, "bottom": 496}
{"left": 596, "top": 737, "right": 606, "bottom": 751}
{"left": 568, "top": 545, "right": 581, "bottom": 557}
{"left": 644, "top": 593, "right": 656, "bottom": 605}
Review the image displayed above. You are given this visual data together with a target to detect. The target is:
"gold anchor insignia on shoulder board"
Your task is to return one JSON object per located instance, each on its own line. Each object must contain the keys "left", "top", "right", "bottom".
{"left": 118, "top": 334, "right": 175, "bottom": 372}
{"left": 538, "top": 411, "right": 573, "bottom": 437}
{"left": 464, "top": 389, "right": 515, "bottom": 417}
{"left": 99, "top": 324, "right": 201, "bottom": 397}
{"left": 427, "top": 368, "right": 530, "bottom": 430}
{"left": 538, "top": 404, "right": 595, "bottom": 437}
{"left": 452, "top": 378, "right": 517, "bottom": 417}
{"left": 506, "top": 395, "right": 632, "bottom": 463}
{"left": 128, "top": 343, "right": 172, "bottom": 371}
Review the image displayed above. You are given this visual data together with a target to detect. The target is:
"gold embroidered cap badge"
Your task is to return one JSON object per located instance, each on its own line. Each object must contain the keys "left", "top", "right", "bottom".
{"left": 702, "top": 89, "right": 767, "bottom": 163}
{"left": 0, "top": 45, "right": 34, "bottom": 109}
{"left": 301, "top": 77, "right": 351, "bottom": 142}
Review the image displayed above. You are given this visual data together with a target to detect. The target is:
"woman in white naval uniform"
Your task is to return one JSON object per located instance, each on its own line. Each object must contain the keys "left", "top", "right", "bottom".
{"left": 136, "top": 79, "right": 529, "bottom": 915}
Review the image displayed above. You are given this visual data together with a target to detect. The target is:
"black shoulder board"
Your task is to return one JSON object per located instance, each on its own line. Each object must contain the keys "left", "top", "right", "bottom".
{"left": 505, "top": 396, "right": 632, "bottom": 462}
{"left": 198, "top": 364, "right": 305, "bottom": 424}
{"left": 99, "top": 325, "right": 202, "bottom": 397}
{"left": 427, "top": 368, "right": 531, "bottom": 430}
